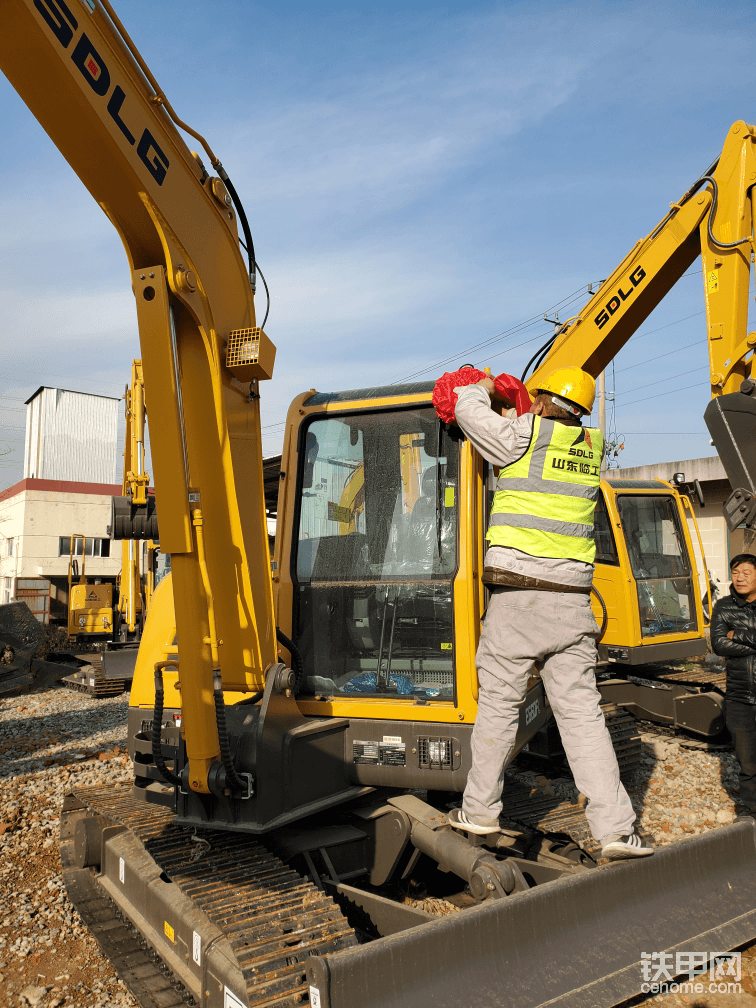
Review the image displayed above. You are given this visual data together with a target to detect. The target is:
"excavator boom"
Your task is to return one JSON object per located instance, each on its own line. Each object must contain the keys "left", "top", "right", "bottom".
{"left": 0, "top": 0, "right": 279, "bottom": 795}
{"left": 528, "top": 122, "right": 756, "bottom": 528}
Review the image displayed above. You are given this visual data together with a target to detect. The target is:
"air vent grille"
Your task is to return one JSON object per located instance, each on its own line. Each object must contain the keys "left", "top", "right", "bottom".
{"left": 417, "top": 736, "right": 460, "bottom": 771}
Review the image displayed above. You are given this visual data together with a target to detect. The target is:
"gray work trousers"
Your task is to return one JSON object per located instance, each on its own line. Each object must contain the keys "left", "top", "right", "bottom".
{"left": 462, "top": 587, "right": 635, "bottom": 845}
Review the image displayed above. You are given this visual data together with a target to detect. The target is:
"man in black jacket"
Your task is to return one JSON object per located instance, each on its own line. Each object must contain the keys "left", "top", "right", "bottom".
{"left": 711, "top": 553, "right": 756, "bottom": 816}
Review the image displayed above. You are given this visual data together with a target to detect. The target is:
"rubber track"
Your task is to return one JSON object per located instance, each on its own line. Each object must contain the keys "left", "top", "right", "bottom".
{"left": 70, "top": 784, "right": 358, "bottom": 1008}
{"left": 502, "top": 707, "right": 642, "bottom": 864}
{"left": 631, "top": 663, "right": 727, "bottom": 694}
{"left": 499, "top": 786, "right": 606, "bottom": 862}
{"left": 61, "top": 669, "right": 128, "bottom": 698}
{"left": 601, "top": 702, "right": 642, "bottom": 778}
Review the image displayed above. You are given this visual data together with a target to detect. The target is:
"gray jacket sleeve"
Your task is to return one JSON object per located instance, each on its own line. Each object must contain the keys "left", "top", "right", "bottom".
{"left": 453, "top": 385, "right": 533, "bottom": 468}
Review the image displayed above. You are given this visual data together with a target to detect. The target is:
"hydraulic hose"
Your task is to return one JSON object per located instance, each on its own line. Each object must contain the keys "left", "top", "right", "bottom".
{"left": 521, "top": 333, "right": 558, "bottom": 383}
{"left": 236, "top": 691, "right": 264, "bottom": 706}
{"left": 192, "top": 509, "right": 249, "bottom": 796}
{"left": 151, "top": 661, "right": 182, "bottom": 788}
{"left": 211, "top": 674, "right": 249, "bottom": 794}
{"left": 276, "top": 628, "right": 306, "bottom": 694}
{"left": 217, "top": 167, "right": 257, "bottom": 292}
{"left": 697, "top": 176, "right": 752, "bottom": 250}
{"left": 591, "top": 585, "right": 608, "bottom": 641}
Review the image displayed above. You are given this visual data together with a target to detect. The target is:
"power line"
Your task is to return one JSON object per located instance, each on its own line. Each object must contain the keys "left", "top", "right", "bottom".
{"left": 390, "top": 267, "right": 706, "bottom": 385}
{"left": 615, "top": 365, "right": 708, "bottom": 399}
{"left": 614, "top": 338, "right": 704, "bottom": 375}
{"left": 614, "top": 380, "right": 709, "bottom": 411}
{"left": 391, "top": 283, "right": 598, "bottom": 383}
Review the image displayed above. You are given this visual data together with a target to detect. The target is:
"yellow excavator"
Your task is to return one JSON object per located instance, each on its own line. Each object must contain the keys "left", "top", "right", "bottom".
{"left": 115, "top": 359, "right": 150, "bottom": 645}
{"left": 3, "top": 2, "right": 756, "bottom": 1006}
{"left": 58, "top": 367, "right": 157, "bottom": 696}
{"left": 65, "top": 533, "right": 115, "bottom": 641}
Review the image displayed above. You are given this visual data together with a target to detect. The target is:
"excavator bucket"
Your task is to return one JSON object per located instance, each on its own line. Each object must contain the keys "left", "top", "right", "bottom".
{"left": 308, "top": 821, "right": 756, "bottom": 1008}
{"left": 705, "top": 390, "right": 756, "bottom": 531}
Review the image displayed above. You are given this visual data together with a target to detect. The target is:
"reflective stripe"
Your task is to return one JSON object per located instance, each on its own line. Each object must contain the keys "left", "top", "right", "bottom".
{"left": 488, "top": 512, "right": 594, "bottom": 538}
{"left": 495, "top": 477, "right": 599, "bottom": 500}
{"left": 488, "top": 416, "right": 603, "bottom": 562}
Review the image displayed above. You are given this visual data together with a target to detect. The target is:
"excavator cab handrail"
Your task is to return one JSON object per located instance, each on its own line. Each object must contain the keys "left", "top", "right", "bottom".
{"left": 680, "top": 491, "right": 713, "bottom": 627}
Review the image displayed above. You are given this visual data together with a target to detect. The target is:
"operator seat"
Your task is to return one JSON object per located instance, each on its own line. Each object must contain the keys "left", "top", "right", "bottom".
{"left": 401, "top": 467, "right": 439, "bottom": 573}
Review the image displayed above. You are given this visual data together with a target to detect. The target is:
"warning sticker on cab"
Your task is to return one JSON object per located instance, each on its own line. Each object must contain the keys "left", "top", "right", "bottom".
{"left": 164, "top": 921, "right": 175, "bottom": 943}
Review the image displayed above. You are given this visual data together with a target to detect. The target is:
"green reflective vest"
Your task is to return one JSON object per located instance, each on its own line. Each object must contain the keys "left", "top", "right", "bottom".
{"left": 487, "top": 416, "right": 603, "bottom": 564}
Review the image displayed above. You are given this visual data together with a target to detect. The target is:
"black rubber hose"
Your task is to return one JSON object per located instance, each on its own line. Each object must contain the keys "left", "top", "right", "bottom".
{"left": 212, "top": 682, "right": 250, "bottom": 794}
{"left": 591, "top": 584, "right": 608, "bottom": 641}
{"left": 276, "top": 628, "right": 306, "bottom": 694}
{"left": 236, "top": 691, "right": 263, "bottom": 706}
{"left": 151, "top": 666, "right": 182, "bottom": 788}
{"left": 521, "top": 334, "right": 557, "bottom": 383}
{"left": 697, "top": 175, "right": 752, "bottom": 250}
{"left": 217, "top": 167, "right": 257, "bottom": 291}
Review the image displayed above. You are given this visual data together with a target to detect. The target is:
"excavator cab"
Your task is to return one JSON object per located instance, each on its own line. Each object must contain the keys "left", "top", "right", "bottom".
{"left": 292, "top": 402, "right": 458, "bottom": 700}
{"left": 592, "top": 480, "right": 706, "bottom": 664}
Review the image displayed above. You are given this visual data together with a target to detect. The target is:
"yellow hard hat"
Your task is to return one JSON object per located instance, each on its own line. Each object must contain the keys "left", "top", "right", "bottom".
{"left": 527, "top": 367, "right": 595, "bottom": 414}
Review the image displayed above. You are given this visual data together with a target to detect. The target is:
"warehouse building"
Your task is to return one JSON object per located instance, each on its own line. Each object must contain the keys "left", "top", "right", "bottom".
{"left": 0, "top": 387, "right": 120, "bottom": 620}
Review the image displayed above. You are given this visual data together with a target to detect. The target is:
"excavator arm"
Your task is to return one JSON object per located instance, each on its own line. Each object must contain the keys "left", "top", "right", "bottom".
{"left": 528, "top": 120, "right": 756, "bottom": 527}
{"left": 117, "top": 360, "right": 147, "bottom": 638}
{"left": 0, "top": 0, "right": 279, "bottom": 795}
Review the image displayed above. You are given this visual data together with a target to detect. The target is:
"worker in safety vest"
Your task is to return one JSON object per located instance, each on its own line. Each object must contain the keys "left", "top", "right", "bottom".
{"left": 448, "top": 367, "right": 654, "bottom": 861}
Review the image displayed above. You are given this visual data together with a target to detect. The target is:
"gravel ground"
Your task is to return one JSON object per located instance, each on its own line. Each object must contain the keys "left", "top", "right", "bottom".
{"left": 0, "top": 680, "right": 754, "bottom": 1007}
{"left": 0, "top": 683, "right": 137, "bottom": 1008}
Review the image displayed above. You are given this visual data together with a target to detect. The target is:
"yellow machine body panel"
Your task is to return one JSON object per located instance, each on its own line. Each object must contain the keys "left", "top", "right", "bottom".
{"left": 592, "top": 480, "right": 706, "bottom": 662}
{"left": 129, "top": 574, "right": 248, "bottom": 710}
{"left": 68, "top": 583, "right": 114, "bottom": 636}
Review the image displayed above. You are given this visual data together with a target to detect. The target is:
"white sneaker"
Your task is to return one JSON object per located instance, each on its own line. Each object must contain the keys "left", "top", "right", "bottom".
{"left": 447, "top": 808, "right": 501, "bottom": 835}
{"left": 600, "top": 833, "right": 654, "bottom": 860}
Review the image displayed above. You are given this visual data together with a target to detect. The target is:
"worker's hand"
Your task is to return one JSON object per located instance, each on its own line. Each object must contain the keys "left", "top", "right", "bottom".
{"left": 727, "top": 630, "right": 734, "bottom": 639}
{"left": 477, "top": 376, "right": 496, "bottom": 395}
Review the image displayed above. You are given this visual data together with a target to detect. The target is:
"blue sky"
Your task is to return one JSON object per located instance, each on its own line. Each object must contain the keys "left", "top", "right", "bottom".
{"left": 1, "top": 0, "right": 755, "bottom": 488}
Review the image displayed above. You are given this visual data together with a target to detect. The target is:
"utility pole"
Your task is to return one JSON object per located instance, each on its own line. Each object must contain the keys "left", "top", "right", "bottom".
{"left": 597, "top": 371, "right": 606, "bottom": 473}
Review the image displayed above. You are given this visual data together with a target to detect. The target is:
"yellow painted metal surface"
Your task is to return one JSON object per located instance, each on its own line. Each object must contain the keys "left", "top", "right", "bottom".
{"left": 130, "top": 574, "right": 247, "bottom": 711}
{"left": 591, "top": 481, "right": 705, "bottom": 651}
{"left": 529, "top": 121, "right": 756, "bottom": 397}
{"left": 66, "top": 532, "right": 115, "bottom": 637}
{"left": 2, "top": 1, "right": 751, "bottom": 792}
{"left": 0, "top": 0, "right": 277, "bottom": 792}
{"left": 69, "top": 584, "right": 114, "bottom": 635}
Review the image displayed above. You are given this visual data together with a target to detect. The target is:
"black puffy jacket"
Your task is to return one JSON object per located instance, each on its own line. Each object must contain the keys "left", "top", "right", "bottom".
{"left": 711, "top": 586, "right": 756, "bottom": 705}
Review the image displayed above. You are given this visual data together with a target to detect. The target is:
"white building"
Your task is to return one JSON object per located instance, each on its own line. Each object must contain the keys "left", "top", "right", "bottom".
{"left": 0, "top": 386, "right": 123, "bottom": 619}
{"left": 0, "top": 476, "right": 121, "bottom": 618}
{"left": 24, "top": 387, "right": 119, "bottom": 484}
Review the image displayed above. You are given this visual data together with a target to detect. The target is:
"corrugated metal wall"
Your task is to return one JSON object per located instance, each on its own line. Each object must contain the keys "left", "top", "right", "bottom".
{"left": 24, "top": 388, "right": 119, "bottom": 483}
